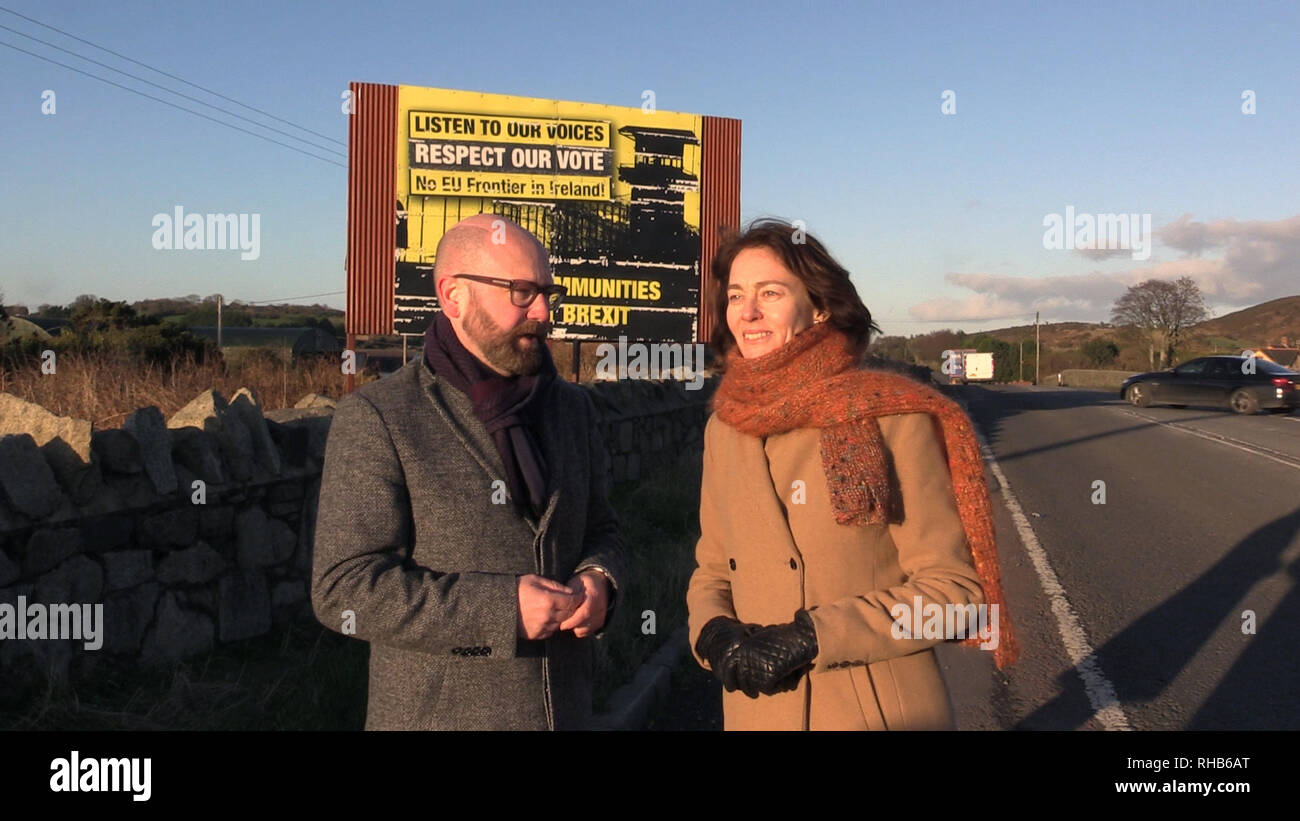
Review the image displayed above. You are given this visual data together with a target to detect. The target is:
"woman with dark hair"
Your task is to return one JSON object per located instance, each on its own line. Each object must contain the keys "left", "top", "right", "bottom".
{"left": 686, "top": 219, "right": 1018, "bottom": 730}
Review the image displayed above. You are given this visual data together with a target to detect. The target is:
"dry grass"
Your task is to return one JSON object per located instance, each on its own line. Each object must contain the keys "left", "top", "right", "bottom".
{"left": 0, "top": 618, "right": 368, "bottom": 731}
{"left": 0, "top": 347, "right": 350, "bottom": 425}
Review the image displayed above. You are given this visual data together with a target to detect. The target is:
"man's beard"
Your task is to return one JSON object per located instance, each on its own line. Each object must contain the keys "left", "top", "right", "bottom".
{"left": 463, "top": 291, "right": 550, "bottom": 376}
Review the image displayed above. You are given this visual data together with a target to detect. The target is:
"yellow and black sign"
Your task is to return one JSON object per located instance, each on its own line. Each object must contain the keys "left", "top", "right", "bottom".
{"left": 394, "top": 86, "right": 704, "bottom": 343}
{"left": 407, "top": 111, "right": 614, "bottom": 201}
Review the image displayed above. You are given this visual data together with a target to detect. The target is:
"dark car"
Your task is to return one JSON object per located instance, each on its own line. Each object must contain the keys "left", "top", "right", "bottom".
{"left": 1120, "top": 355, "right": 1298, "bottom": 414}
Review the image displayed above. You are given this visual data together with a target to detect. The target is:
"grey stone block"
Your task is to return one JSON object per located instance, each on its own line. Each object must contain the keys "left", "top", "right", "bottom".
{"left": 196, "top": 506, "right": 233, "bottom": 544}
{"left": 235, "top": 506, "right": 274, "bottom": 568}
{"left": 266, "top": 419, "right": 308, "bottom": 469}
{"left": 169, "top": 390, "right": 254, "bottom": 482}
{"left": 218, "top": 571, "right": 270, "bottom": 642}
{"left": 123, "top": 406, "right": 177, "bottom": 495}
{"left": 141, "top": 591, "right": 214, "bottom": 665}
{"left": 0, "top": 434, "right": 65, "bottom": 519}
{"left": 64, "top": 459, "right": 106, "bottom": 507}
{"left": 103, "top": 550, "right": 153, "bottom": 592}
{"left": 268, "top": 516, "right": 296, "bottom": 565}
{"left": 22, "top": 527, "right": 82, "bottom": 576}
{"left": 35, "top": 554, "right": 103, "bottom": 605}
{"left": 92, "top": 428, "right": 142, "bottom": 474}
{"left": 156, "top": 542, "right": 225, "bottom": 585}
{"left": 0, "top": 394, "right": 93, "bottom": 494}
{"left": 0, "top": 494, "right": 21, "bottom": 533}
{"left": 139, "top": 507, "right": 198, "bottom": 550}
{"left": 96, "top": 471, "right": 156, "bottom": 511}
{"left": 230, "top": 387, "right": 282, "bottom": 476}
{"left": 292, "top": 393, "right": 336, "bottom": 409}
{"left": 271, "top": 579, "right": 307, "bottom": 620}
{"left": 103, "top": 581, "right": 160, "bottom": 655}
{"left": 178, "top": 586, "right": 217, "bottom": 616}
{"left": 169, "top": 426, "right": 225, "bottom": 486}
{"left": 172, "top": 462, "right": 198, "bottom": 502}
{"left": 0, "top": 549, "right": 18, "bottom": 587}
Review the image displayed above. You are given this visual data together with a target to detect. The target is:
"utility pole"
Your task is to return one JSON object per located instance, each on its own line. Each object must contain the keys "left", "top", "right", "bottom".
{"left": 1035, "top": 311, "right": 1040, "bottom": 386}
{"left": 217, "top": 294, "right": 223, "bottom": 349}
{"left": 1019, "top": 339, "right": 1024, "bottom": 382}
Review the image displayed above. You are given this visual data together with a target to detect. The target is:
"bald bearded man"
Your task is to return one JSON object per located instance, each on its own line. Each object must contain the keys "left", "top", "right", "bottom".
{"left": 312, "top": 215, "right": 627, "bottom": 730}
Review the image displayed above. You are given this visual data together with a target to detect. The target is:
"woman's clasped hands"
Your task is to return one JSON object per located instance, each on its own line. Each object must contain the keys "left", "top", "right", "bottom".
{"left": 696, "top": 611, "right": 819, "bottom": 698}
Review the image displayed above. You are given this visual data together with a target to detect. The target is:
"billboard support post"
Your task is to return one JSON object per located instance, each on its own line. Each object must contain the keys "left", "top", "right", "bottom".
{"left": 345, "top": 332, "right": 356, "bottom": 394}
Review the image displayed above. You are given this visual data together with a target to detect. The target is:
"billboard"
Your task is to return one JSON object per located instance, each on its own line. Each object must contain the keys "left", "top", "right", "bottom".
{"left": 393, "top": 86, "right": 705, "bottom": 343}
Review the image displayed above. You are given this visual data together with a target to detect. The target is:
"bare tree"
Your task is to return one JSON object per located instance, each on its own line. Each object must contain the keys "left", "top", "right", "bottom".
{"left": 1110, "top": 277, "right": 1209, "bottom": 368}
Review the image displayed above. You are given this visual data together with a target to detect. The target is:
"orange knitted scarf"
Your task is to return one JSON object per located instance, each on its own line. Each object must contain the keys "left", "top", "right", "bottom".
{"left": 711, "top": 321, "right": 1019, "bottom": 669}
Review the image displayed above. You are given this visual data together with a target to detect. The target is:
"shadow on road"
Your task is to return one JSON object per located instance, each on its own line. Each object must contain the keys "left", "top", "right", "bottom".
{"left": 1015, "top": 505, "right": 1300, "bottom": 729}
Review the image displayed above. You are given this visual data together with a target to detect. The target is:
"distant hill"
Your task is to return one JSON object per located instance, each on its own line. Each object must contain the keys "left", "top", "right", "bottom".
{"left": 977, "top": 295, "right": 1298, "bottom": 353}
{"left": 1192, "top": 295, "right": 1300, "bottom": 347}
{"left": 874, "top": 294, "right": 1299, "bottom": 375}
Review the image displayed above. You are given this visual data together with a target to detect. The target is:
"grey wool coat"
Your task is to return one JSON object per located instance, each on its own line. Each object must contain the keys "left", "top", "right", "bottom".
{"left": 311, "top": 355, "right": 627, "bottom": 730}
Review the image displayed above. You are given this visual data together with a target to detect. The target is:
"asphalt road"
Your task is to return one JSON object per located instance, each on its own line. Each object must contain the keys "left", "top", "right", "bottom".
{"left": 938, "top": 384, "right": 1300, "bottom": 730}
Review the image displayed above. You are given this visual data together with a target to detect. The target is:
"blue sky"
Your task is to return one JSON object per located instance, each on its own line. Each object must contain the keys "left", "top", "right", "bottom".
{"left": 2, "top": 0, "right": 1297, "bottom": 336}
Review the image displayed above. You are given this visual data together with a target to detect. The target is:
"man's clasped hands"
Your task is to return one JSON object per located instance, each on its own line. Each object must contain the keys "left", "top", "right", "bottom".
{"left": 516, "top": 570, "right": 611, "bottom": 640}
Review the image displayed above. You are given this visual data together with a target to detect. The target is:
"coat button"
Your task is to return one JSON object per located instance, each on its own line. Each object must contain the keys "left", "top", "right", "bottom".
{"left": 729, "top": 558, "right": 736, "bottom": 570}
{"left": 789, "top": 558, "right": 798, "bottom": 570}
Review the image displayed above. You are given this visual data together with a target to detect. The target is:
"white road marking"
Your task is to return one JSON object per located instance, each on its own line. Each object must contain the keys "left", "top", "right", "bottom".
{"left": 1113, "top": 407, "right": 1300, "bottom": 470}
{"left": 970, "top": 418, "right": 1133, "bottom": 730}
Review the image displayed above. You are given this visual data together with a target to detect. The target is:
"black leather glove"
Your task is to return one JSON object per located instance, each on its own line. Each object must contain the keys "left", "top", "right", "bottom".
{"left": 730, "top": 610, "right": 819, "bottom": 698}
{"left": 695, "top": 616, "right": 760, "bottom": 691}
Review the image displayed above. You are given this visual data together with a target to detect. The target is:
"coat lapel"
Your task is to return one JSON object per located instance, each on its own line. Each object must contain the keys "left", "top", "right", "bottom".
{"left": 420, "top": 360, "right": 506, "bottom": 480}
{"left": 419, "top": 358, "right": 562, "bottom": 533}
{"left": 735, "top": 431, "right": 803, "bottom": 559}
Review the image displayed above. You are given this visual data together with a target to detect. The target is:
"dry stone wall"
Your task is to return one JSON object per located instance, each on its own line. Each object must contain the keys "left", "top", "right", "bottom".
{"left": 0, "top": 378, "right": 710, "bottom": 681}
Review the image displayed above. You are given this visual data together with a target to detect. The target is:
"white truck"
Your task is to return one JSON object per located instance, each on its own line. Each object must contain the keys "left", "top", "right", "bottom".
{"left": 945, "top": 349, "right": 995, "bottom": 384}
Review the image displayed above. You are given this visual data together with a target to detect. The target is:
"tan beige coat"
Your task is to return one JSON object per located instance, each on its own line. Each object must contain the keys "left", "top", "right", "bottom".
{"left": 687, "top": 411, "right": 986, "bottom": 730}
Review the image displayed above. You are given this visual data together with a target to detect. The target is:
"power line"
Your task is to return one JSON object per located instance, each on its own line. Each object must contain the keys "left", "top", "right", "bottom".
{"left": 0, "top": 22, "right": 344, "bottom": 158}
{"left": 0, "top": 39, "right": 345, "bottom": 168}
{"left": 0, "top": 4, "right": 345, "bottom": 147}
{"left": 240, "top": 291, "right": 345, "bottom": 305}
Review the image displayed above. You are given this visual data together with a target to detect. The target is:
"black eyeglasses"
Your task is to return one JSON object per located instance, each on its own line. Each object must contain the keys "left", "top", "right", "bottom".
{"left": 452, "top": 274, "right": 567, "bottom": 309}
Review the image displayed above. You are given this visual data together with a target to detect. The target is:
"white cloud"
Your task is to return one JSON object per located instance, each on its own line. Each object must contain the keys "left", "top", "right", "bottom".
{"left": 909, "top": 214, "right": 1300, "bottom": 323}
